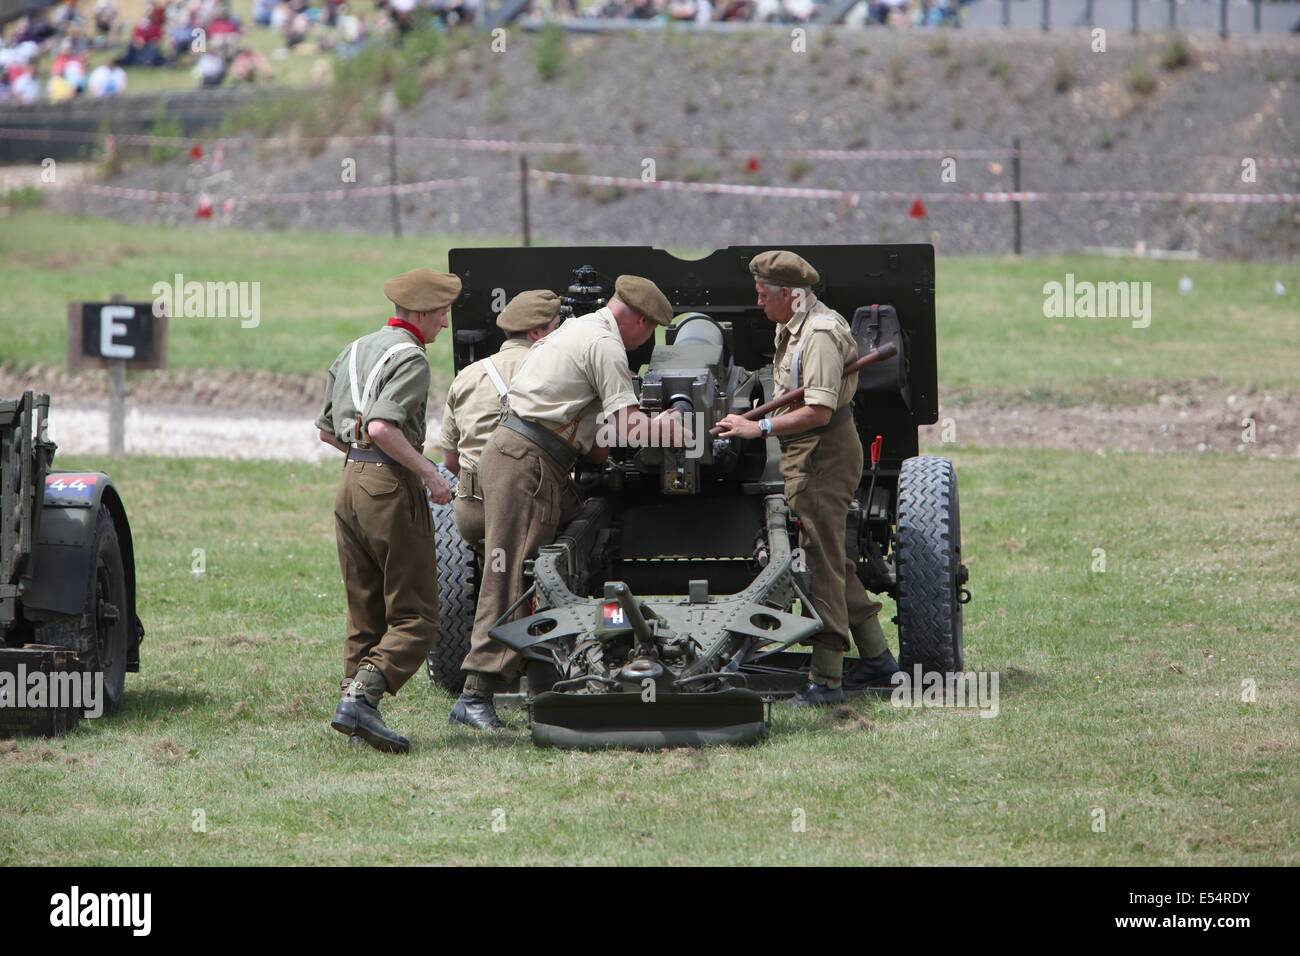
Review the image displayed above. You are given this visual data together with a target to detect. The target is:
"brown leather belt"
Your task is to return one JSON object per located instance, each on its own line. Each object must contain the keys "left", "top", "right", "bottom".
{"left": 778, "top": 404, "right": 853, "bottom": 447}
{"left": 499, "top": 412, "right": 579, "bottom": 472}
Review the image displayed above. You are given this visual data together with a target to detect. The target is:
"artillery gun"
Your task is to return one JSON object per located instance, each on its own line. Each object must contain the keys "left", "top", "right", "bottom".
{"left": 426, "top": 245, "right": 969, "bottom": 749}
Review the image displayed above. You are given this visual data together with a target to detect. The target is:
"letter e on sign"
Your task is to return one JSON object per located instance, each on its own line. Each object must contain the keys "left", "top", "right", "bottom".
{"left": 100, "top": 305, "right": 136, "bottom": 359}
{"left": 69, "top": 301, "right": 167, "bottom": 370}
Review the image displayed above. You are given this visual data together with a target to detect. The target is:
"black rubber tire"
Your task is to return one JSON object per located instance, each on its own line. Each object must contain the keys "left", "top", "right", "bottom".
{"left": 76, "top": 508, "right": 130, "bottom": 714}
{"left": 894, "top": 455, "right": 964, "bottom": 675}
{"left": 425, "top": 463, "right": 477, "bottom": 693}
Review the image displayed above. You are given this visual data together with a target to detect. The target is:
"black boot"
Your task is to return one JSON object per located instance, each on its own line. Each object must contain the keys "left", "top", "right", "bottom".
{"left": 843, "top": 649, "right": 901, "bottom": 694}
{"left": 786, "top": 681, "right": 845, "bottom": 708}
{"left": 330, "top": 677, "right": 410, "bottom": 753}
{"left": 449, "top": 692, "right": 503, "bottom": 731}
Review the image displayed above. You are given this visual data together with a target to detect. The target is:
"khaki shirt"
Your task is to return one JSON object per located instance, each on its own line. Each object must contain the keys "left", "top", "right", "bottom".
{"left": 439, "top": 337, "right": 532, "bottom": 471}
{"left": 506, "top": 307, "right": 638, "bottom": 455}
{"left": 316, "top": 324, "right": 431, "bottom": 450}
{"left": 772, "top": 292, "right": 859, "bottom": 417}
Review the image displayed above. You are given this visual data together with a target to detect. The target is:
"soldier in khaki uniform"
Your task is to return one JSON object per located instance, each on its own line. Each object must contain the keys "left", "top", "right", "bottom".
{"left": 717, "top": 251, "right": 899, "bottom": 707}
{"left": 315, "top": 268, "right": 458, "bottom": 752}
{"left": 440, "top": 290, "right": 563, "bottom": 556}
{"left": 449, "top": 275, "right": 686, "bottom": 730}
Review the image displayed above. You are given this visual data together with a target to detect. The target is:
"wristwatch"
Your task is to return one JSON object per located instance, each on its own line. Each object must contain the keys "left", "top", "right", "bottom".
{"left": 758, "top": 418, "right": 773, "bottom": 437}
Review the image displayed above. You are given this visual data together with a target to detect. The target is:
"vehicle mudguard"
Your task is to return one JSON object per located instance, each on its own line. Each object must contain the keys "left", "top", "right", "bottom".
{"left": 23, "top": 472, "right": 143, "bottom": 669}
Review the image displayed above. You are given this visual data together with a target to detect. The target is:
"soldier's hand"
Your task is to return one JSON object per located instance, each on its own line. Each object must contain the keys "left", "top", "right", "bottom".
{"left": 654, "top": 408, "right": 687, "bottom": 447}
{"left": 422, "top": 465, "right": 453, "bottom": 505}
{"left": 717, "top": 414, "right": 762, "bottom": 440}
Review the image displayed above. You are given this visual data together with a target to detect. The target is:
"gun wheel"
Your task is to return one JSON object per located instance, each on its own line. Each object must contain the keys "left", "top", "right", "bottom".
{"left": 894, "top": 455, "right": 964, "bottom": 676}
{"left": 425, "top": 463, "right": 477, "bottom": 693}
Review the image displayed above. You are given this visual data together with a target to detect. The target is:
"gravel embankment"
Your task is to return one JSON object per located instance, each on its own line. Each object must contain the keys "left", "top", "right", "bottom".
{"left": 55, "top": 31, "right": 1300, "bottom": 259}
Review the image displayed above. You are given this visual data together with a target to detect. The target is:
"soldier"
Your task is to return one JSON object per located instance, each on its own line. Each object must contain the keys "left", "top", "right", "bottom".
{"left": 717, "top": 251, "right": 899, "bottom": 706}
{"left": 439, "top": 290, "right": 563, "bottom": 557}
{"left": 449, "top": 275, "right": 685, "bottom": 730}
{"left": 315, "top": 268, "right": 459, "bottom": 752}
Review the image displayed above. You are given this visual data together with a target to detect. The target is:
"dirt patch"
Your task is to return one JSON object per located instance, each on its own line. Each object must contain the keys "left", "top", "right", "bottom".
{"left": 924, "top": 382, "right": 1299, "bottom": 458}
{"left": 1, "top": 362, "right": 321, "bottom": 413}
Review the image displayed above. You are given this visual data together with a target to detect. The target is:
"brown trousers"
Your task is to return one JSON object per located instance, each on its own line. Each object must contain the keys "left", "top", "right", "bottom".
{"left": 779, "top": 414, "right": 882, "bottom": 652}
{"left": 461, "top": 428, "right": 582, "bottom": 683}
{"left": 452, "top": 466, "right": 485, "bottom": 561}
{"left": 334, "top": 460, "right": 440, "bottom": 694}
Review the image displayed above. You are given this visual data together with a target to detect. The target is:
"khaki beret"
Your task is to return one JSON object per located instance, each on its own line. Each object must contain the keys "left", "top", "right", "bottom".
{"left": 748, "top": 250, "right": 819, "bottom": 288}
{"left": 383, "top": 268, "right": 462, "bottom": 312}
{"left": 497, "top": 289, "right": 561, "bottom": 333}
{"left": 614, "top": 274, "right": 673, "bottom": 327}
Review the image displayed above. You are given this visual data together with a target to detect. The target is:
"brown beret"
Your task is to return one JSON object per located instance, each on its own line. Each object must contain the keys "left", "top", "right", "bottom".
{"left": 383, "top": 268, "right": 462, "bottom": 312}
{"left": 748, "top": 250, "right": 819, "bottom": 288}
{"left": 497, "top": 289, "right": 561, "bottom": 333}
{"left": 614, "top": 274, "right": 673, "bottom": 327}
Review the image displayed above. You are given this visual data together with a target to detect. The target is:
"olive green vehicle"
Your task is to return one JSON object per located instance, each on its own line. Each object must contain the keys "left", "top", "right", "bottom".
{"left": 425, "top": 245, "right": 969, "bottom": 750}
{"left": 0, "top": 393, "right": 144, "bottom": 734}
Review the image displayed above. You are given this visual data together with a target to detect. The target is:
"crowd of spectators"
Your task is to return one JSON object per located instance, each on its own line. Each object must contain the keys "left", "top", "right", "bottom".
{"left": 548, "top": 0, "right": 965, "bottom": 26}
{"left": 1, "top": 0, "right": 963, "bottom": 105}
{"left": 1, "top": 0, "right": 276, "bottom": 103}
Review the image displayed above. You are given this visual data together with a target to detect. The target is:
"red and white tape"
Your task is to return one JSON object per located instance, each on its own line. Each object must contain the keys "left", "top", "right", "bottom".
{"left": 51, "top": 167, "right": 1300, "bottom": 209}
{"left": 531, "top": 170, "right": 1300, "bottom": 205}
{"left": 67, "top": 173, "right": 499, "bottom": 205}
{"left": 5, "top": 127, "right": 1298, "bottom": 168}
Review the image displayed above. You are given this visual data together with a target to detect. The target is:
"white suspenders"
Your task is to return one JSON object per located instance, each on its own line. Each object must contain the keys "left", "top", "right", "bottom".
{"left": 345, "top": 338, "right": 420, "bottom": 442}
{"left": 481, "top": 356, "right": 508, "bottom": 397}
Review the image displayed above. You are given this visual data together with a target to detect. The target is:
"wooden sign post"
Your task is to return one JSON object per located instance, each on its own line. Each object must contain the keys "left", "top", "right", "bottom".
{"left": 67, "top": 296, "right": 168, "bottom": 457}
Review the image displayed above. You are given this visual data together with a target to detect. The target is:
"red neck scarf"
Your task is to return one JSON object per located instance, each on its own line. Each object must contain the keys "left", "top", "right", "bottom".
{"left": 386, "top": 316, "right": 426, "bottom": 346}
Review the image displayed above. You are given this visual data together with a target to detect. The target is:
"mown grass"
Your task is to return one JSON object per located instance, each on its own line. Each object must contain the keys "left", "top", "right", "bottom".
{"left": 2, "top": 447, "right": 1295, "bottom": 865}
{"left": 3, "top": 214, "right": 1296, "bottom": 402}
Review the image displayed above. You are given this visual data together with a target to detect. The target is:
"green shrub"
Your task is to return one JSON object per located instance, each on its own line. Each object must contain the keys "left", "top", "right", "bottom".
{"left": 394, "top": 69, "right": 422, "bottom": 109}
{"left": 1159, "top": 35, "right": 1192, "bottom": 71}
{"left": 1127, "top": 65, "right": 1157, "bottom": 96}
{"left": 535, "top": 23, "right": 564, "bottom": 83}
{"left": 1, "top": 186, "right": 44, "bottom": 210}
{"left": 1052, "top": 57, "right": 1073, "bottom": 94}
{"left": 147, "top": 112, "right": 184, "bottom": 164}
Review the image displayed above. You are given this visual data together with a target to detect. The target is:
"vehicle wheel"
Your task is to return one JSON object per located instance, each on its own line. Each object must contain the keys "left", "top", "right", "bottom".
{"left": 425, "top": 463, "right": 477, "bottom": 693}
{"left": 65, "top": 508, "right": 130, "bottom": 715}
{"left": 894, "top": 455, "right": 964, "bottom": 675}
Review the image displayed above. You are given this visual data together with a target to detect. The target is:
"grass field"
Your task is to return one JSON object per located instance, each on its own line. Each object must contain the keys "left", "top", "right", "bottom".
{"left": 3, "top": 212, "right": 1298, "bottom": 398}
{"left": 2, "top": 446, "right": 1296, "bottom": 865}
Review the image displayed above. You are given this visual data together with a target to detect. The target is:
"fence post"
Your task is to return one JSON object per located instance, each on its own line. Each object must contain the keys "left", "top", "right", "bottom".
{"left": 1085, "top": 0, "right": 1094, "bottom": 28}
{"left": 519, "top": 154, "right": 531, "bottom": 247}
{"left": 1219, "top": 0, "right": 1228, "bottom": 38}
{"left": 1130, "top": 0, "right": 1139, "bottom": 35}
{"left": 107, "top": 293, "right": 126, "bottom": 458}
{"left": 1167, "top": 0, "right": 1176, "bottom": 29}
{"left": 386, "top": 120, "right": 402, "bottom": 241}
{"left": 1041, "top": 0, "right": 1050, "bottom": 32}
{"left": 1001, "top": 0, "right": 1010, "bottom": 28}
{"left": 1253, "top": 0, "right": 1261, "bottom": 33}
{"left": 1012, "top": 138, "right": 1022, "bottom": 257}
